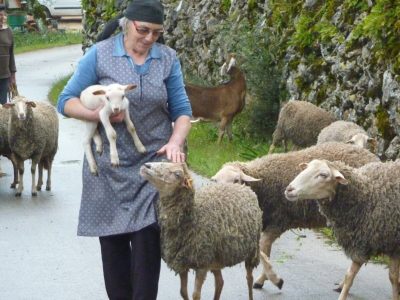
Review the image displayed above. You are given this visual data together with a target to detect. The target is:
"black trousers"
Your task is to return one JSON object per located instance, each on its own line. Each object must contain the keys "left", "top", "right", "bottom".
{"left": 0, "top": 78, "right": 9, "bottom": 105}
{"left": 99, "top": 224, "right": 161, "bottom": 300}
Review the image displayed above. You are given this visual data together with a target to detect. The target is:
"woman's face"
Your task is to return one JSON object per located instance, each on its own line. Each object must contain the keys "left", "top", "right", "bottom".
{"left": 127, "top": 20, "right": 163, "bottom": 54}
{"left": 0, "top": 11, "right": 6, "bottom": 28}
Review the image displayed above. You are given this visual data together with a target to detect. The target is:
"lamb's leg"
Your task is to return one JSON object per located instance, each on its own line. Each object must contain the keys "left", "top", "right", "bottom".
{"left": 30, "top": 158, "right": 39, "bottom": 196}
{"left": 254, "top": 230, "right": 283, "bottom": 289}
{"left": 389, "top": 258, "right": 400, "bottom": 300}
{"left": 36, "top": 161, "right": 43, "bottom": 191}
{"left": 217, "top": 117, "right": 228, "bottom": 144}
{"left": 124, "top": 106, "right": 146, "bottom": 153}
{"left": 93, "top": 129, "right": 103, "bottom": 155}
{"left": 15, "top": 158, "right": 24, "bottom": 197}
{"left": 99, "top": 110, "right": 119, "bottom": 167}
{"left": 337, "top": 260, "right": 362, "bottom": 300}
{"left": 45, "top": 160, "right": 53, "bottom": 191}
{"left": 259, "top": 251, "right": 283, "bottom": 290}
{"left": 83, "top": 122, "right": 100, "bottom": 175}
{"left": 211, "top": 269, "right": 224, "bottom": 300}
{"left": 192, "top": 269, "right": 207, "bottom": 300}
{"left": 245, "top": 263, "right": 254, "bottom": 300}
{"left": 179, "top": 271, "right": 189, "bottom": 300}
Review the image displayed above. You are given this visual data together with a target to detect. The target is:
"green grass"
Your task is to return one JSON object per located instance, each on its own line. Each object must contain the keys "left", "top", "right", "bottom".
{"left": 48, "top": 75, "right": 71, "bottom": 106}
{"left": 14, "top": 31, "right": 82, "bottom": 54}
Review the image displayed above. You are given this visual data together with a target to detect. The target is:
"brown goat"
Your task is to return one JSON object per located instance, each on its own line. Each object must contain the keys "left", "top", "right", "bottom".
{"left": 185, "top": 56, "right": 246, "bottom": 144}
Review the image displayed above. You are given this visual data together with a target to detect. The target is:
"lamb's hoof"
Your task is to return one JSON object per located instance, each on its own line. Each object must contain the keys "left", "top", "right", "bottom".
{"left": 15, "top": 192, "right": 22, "bottom": 197}
{"left": 138, "top": 146, "right": 146, "bottom": 154}
{"left": 111, "top": 162, "right": 119, "bottom": 168}
{"left": 96, "top": 149, "right": 103, "bottom": 155}
{"left": 253, "top": 282, "right": 264, "bottom": 289}
{"left": 10, "top": 183, "right": 16, "bottom": 189}
{"left": 333, "top": 287, "right": 342, "bottom": 293}
{"left": 32, "top": 191, "right": 37, "bottom": 197}
{"left": 46, "top": 186, "right": 51, "bottom": 191}
{"left": 276, "top": 279, "right": 284, "bottom": 290}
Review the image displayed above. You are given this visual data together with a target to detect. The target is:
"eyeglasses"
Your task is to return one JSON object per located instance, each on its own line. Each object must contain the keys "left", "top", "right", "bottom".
{"left": 132, "top": 21, "right": 164, "bottom": 38}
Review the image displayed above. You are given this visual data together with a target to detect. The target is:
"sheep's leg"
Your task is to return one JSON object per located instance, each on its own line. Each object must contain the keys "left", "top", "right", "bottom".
{"left": 36, "top": 161, "right": 43, "bottom": 191}
{"left": 10, "top": 157, "right": 18, "bottom": 189}
{"left": 192, "top": 269, "right": 207, "bottom": 300}
{"left": 254, "top": 230, "right": 283, "bottom": 289}
{"left": 93, "top": 129, "right": 103, "bottom": 155}
{"left": 211, "top": 269, "right": 224, "bottom": 300}
{"left": 389, "top": 258, "right": 400, "bottom": 300}
{"left": 83, "top": 122, "right": 100, "bottom": 175}
{"left": 45, "top": 160, "right": 53, "bottom": 191}
{"left": 337, "top": 260, "right": 362, "bottom": 300}
{"left": 123, "top": 108, "right": 146, "bottom": 153}
{"left": 15, "top": 158, "right": 24, "bottom": 197}
{"left": 99, "top": 111, "right": 119, "bottom": 167}
{"left": 217, "top": 117, "right": 229, "bottom": 144}
{"left": 179, "top": 271, "right": 189, "bottom": 300}
{"left": 30, "top": 158, "right": 39, "bottom": 196}
{"left": 245, "top": 263, "right": 254, "bottom": 300}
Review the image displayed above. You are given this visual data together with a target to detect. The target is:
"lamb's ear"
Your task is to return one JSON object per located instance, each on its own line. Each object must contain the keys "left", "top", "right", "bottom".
{"left": 125, "top": 84, "right": 137, "bottom": 92}
{"left": 332, "top": 169, "right": 348, "bottom": 185}
{"left": 239, "top": 171, "right": 261, "bottom": 182}
{"left": 2, "top": 103, "right": 14, "bottom": 109}
{"left": 299, "top": 162, "right": 308, "bottom": 170}
{"left": 27, "top": 101, "right": 36, "bottom": 107}
{"left": 92, "top": 90, "right": 106, "bottom": 96}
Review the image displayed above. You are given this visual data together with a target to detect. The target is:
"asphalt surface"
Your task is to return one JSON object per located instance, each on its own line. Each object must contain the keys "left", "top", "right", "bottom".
{"left": 0, "top": 44, "right": 393, "bottom": 300}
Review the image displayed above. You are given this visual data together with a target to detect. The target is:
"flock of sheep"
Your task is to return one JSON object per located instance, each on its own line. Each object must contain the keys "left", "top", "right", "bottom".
{"left": 140, "top": 100, "right": 399, "bottom": 300}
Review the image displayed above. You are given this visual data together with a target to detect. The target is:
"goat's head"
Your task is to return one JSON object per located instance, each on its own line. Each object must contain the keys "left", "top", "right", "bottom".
{"left": 220, "top": 54, "right": 237, "bottom": 76}
{"left": 3, "top": 96, "right": 36, "bottom": 121}
{"left": 92, "top": 83, "right": 136, "bottom": 114}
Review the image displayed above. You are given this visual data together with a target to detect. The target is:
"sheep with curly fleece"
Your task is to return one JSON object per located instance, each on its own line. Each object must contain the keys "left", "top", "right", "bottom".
{"left": 285, "top": 159, "right": 400, "bottom": 300}
{"left": 211, "top": 142, "right": 379, "bottom": 290}
{"left": 4, "top": 96, "right": 59, "bottom": 196}
{"left": 140, "top": 161, "right": 262, "bottom": 300}
{"left": 269, "top": 100, "right": 335, "bottom": 153}
{"left": 317, "top": 120, "right": 377, "bottom": 153}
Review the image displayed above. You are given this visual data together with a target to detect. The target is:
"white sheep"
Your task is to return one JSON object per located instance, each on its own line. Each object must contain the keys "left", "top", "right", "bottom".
{"left": 285, "top": 159, "right": 400, "bottom": 300}
{"left": 140, "top": 161, "right": 262, "bottom": 300}
{"left": 80, "top": 83, "right": 146, "bottom": 175}
{"left": 317, "top": 120, "right": 377, "bottom": 153}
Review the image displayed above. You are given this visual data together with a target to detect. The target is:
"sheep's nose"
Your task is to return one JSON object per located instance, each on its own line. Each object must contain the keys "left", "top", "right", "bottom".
{"left": 143, "top": 163, "right": 151, "bottom": 169}
{"left": 286, "top": 185, "right": 294, "bottom": 193}
{"left": 113, "top": 108, "right": 120, "bottom": 114}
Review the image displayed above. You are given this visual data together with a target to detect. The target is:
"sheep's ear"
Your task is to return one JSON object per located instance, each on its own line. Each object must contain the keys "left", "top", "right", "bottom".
{"left": 183, "top": 177, "right": 193, "bottom": 190}
{"left": 3, "top": 103, "right": 14, "bottom": 108}
{"left": 27, "top": 101, "right": 36, "bottom": 107}
{"left": 332, "top": 169, "right": 348, "bottom": 185}
{"left": 125, "top": 84, "right": 137, "bottom": 92}
{"left": 240, "top": 171, "right": 261, "bottom": 182}
{"left": 345, "top": 139, "right": 354, "bottom": 144}
{"left": 92, "top": 90, "right": 106, "bottom": 96}
{"left": 299, "top": 163, "right": 308, "bottom": 170}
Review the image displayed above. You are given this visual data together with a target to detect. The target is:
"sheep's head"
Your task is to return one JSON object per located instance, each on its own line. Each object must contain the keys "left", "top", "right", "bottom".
{"left": 92, "top": 83, "right": 136, "bottom": 114}
{"left": 285, "top": 159, "right": 348, "bottom": 202}
{"left": 140, "top": 162, "right": 193, "bottom": 195}
{"left": 346, "top": 133, "right": 377, "bottom": 153}
{"left": 3, "top": 96, "right": 36, "bottom": 120}
{"left": 211, "top": 164, "right": 260, "bottom": 184}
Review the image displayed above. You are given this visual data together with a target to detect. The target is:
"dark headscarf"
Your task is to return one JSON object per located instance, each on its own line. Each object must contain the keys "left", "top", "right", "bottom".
{"left": 96, "top": 0, "right": 164, "bottom": 42}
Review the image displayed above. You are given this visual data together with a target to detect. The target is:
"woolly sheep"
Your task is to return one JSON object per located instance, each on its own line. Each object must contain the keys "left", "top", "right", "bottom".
{"left": 285, "top": 159, "right": 400, "bottom": 300}
{"left": 140, "top": 161, "right": 262, "bottom": 300}
{"left": 4, "top": 96, "right": 59, "bottom": 197}
{"left": 0, "top": 105, "right": 18, "bottom": 188}
{"left": 317, "top": 120, "right": 377, "bottom": 153}
{"left": 211, "top": 142, "right": 379, "bottom": 290}
{"left": 269, "top": 100, "right": 335, "bottom": 153}
{"left": 80, "top": 83, "right": 146, "bottom": 175}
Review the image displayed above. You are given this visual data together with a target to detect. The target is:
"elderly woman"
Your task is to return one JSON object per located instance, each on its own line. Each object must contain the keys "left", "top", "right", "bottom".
{"left": 57, "top": 0, "right": 192, "bottom": 299}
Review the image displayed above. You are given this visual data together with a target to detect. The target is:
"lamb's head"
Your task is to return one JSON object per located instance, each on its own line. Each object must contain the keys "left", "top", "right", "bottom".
{"left": 211, "top": 164, "right": 260, "bottom": 184}
{"left": 3, "top": 96, "right": 36, "bottom": 120}
{"left": 285, "top": 159, "right": 348, "bottom": 202}
{"left": 140, "top": 162, "right": 193, "bottom": 195}
{"left": 346, "top": 133, "right": 377, "bottom": 153}
{"left": 92, "top": 84, "right": 136, "bottom": 114}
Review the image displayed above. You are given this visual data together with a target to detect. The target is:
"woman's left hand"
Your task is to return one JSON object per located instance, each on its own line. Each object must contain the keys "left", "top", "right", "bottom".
{"left": 157, "top": 143, "right": 185, "bottom": 163}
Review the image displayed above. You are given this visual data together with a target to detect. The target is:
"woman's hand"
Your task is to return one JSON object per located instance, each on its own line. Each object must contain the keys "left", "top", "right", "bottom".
{"left": 109, "top": 111, "right": 125, "bottom": 123}
{"left": 157, "top": 142, "right": 186, "bottom": 163}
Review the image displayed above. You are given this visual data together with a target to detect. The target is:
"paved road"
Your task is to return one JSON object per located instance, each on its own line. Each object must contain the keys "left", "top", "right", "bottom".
{"left": 0, "top": 45, "right": 392, "bottom": 299}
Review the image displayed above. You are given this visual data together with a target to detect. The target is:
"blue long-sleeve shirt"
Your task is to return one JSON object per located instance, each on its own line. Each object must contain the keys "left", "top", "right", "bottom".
{"left": 57, "top": 33, "right": 192, "bottom": 121}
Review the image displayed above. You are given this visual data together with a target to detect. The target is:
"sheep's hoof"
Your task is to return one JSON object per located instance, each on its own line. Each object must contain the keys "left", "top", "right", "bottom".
{"left": 10, "top": 183, "right": 17, "bottom": 189}
{"left": 90, "top": 171, "right": 98, "bottom": 176}
{"left": 15, "top": 192, "right": 22, "bottom": 197}
{"left": 46, "top": 186, "right": 51, "bottom": 191}
{"left": 137, "top": 146, "right": 146, "bottom": 154}
{"left": 333, "top": 287, "right": 342, "bottom": 293}
{"left": 96, "top": 148, "right": 103, "bottom": 155}
{"left": 253, "top": 282, "right": 264, "bottom": 289}
{"left": 276, "top": 279, "right": 284, "bottom": 290}
{"left": 36, "top": 186, "right": 42, "bottom": 191}
{"left": 32, "top": 191, "right": 38, "bottom": 197}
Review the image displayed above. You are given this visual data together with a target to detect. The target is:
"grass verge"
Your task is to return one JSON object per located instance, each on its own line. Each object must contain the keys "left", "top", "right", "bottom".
{"left": 48, "top": 74, "right": 71, "bottom": 106}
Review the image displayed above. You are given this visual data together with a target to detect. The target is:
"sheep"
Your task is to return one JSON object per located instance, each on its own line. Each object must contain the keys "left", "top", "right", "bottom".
{"left": 211, "top": 142, "right": 380, "bottom": 290}
{"left": 268, "top": 100, "right": 335, "bottom": 154}
{"left": 140, "top": 161, "right": 262, "bottom": 300}
{"left": 317, "top": 120, "right": 377, "bottom": 153}
{"left": 80, "top": 83, "right": 146, "bottom": 175}
{"left": 185, "top": 55, "right": 246, "bottom": 144}
{"left": 0, "top": 105, "right": 18, "bottom": 188}
{"left": 3, "top": 96, "right": 59, "bottom": 197}
{"left": 285, "top": 159, "right": 400, "bottom": 300}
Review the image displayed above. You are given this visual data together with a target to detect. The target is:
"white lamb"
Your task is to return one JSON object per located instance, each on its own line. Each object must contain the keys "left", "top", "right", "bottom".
{"left": 80, "top": 83, "right": 146, "bottom": 175}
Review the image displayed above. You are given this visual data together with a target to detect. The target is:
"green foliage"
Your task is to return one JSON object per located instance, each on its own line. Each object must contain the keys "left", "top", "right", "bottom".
{"left": 48, "top": 75, "right": 72, "bottom": 106}
{"left": 220, "top": 0, "right": 231, "bottom": 14}
{"left": 375, "top": 105, "right": 396, "bottom": 141}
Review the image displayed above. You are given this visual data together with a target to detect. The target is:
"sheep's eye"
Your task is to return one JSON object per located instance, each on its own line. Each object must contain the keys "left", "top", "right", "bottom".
{"left": 174, "top": 172, "right": 181, "bottom": 179}
{"left": 319, "top": 173, "right": 328, "bottom": 179}
{"left": 233, "top": 178, "right": 240, "bottom": 184}
{"left": 106, "top": 96, "right": 110, "bottom": 101}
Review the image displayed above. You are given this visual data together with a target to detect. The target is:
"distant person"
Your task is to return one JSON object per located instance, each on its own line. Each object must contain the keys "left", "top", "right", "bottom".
{"left": 0, "top": 4, "right": 16, "bottom": 104}
{"left": 57, "top": 0, "right": 192, "bottom": 299}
